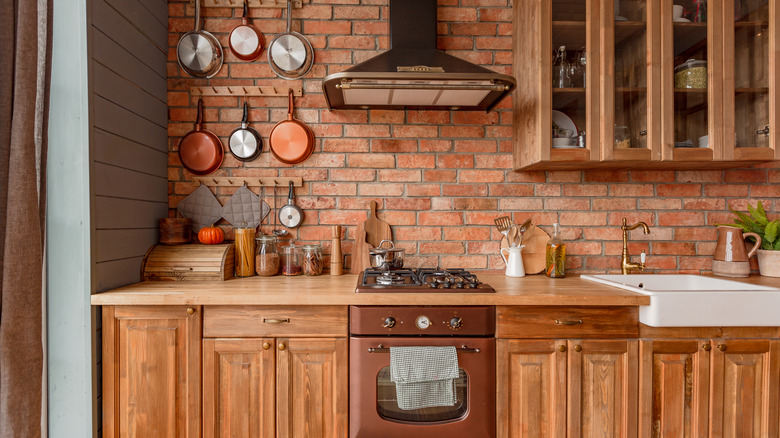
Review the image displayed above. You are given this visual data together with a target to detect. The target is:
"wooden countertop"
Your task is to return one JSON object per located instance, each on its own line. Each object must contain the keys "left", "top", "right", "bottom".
{"left": 90, "top": 274, "right": 651, "bottom": 306}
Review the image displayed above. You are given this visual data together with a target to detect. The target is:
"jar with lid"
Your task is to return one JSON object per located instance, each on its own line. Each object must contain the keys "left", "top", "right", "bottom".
{"left": 255, "top": 235, "right": 280, "bottom": 276}
{"left": 302, "top": 244, "right": 323, "bottom": 276}
{"left": 234, "top": 222, "right": 256, "bottom": 277}
{"left": 280, "top": 244, "right": 303, "bottom": 276}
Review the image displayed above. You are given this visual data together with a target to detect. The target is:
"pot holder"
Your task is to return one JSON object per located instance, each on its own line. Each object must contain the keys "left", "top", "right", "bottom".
{"left": 221, "top": 184, "right": 269, "bottom": 228}
{"left": 176, "top": 185, "right": 223, "bottom": 232}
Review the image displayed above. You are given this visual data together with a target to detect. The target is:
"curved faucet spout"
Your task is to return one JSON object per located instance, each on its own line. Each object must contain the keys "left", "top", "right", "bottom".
{"left": 620, "top": 218, "right": 651, "bottom": 274}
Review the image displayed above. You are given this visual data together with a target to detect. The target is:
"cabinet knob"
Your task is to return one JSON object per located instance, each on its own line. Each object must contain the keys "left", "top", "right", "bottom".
{"left": 718, "top": 344, "right": 727, "bottom": 352}
{"left": 262, "top": 342, "right": 271, "bottom": 350}
{"left": 558, "top": 345, "right": 567, "bottom": 352}
{"left": 186, "top": 307, "right": 195, "bottom": 315}
{"left": 278, "top": 343, "right": 286, "bottom": 351}
{"left": 702, "top": 343, "right": 711, "bottom": 351}
{"left": 574, "top": 345, "right": 582, "bottom": 352}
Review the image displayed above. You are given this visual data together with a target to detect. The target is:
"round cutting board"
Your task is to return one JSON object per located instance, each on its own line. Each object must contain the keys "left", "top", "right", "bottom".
{"left": 501, "top": 224, "right": 550, "bottom": 275}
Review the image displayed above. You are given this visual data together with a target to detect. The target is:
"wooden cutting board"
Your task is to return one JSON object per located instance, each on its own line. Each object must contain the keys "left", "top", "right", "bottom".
{"left": 501, "top": 224, "right": 550, "bottom": 275}
{"left": 352, "top": 201, "right": 393, "bottom": 274}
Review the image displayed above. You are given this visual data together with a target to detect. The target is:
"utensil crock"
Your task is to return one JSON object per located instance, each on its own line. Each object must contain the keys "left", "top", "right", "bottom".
{"left": 500, "top": 246, "right": 526, "bottom": 278}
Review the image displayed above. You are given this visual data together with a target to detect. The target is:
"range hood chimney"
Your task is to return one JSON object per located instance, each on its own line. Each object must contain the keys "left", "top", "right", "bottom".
{"left": 321, "top": 0, "right": 516, "bottom": 112}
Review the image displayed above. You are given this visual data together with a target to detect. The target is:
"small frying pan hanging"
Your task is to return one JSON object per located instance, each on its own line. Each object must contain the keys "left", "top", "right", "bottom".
{"left": 229, "top": 102, "right": 263, "bottom": 161}
{"left": 176, "top": 0, "right": 223, "bottom": 78}
{"left": 278, "top": 180, "right": 303, "bottom": 228}
{"left": 178, "top": 99, "right": 224, "bottom": 175}
{"left": 229, "top": 1, "right": 264, "bottom": 62}
{"left": 269, "top": 89, "right": 314, "bottom": 165}
{"left": 267, "top": 0, "right": 314, "bottom": 79}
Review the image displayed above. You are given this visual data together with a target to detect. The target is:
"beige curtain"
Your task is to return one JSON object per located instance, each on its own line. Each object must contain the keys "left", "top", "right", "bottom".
{"left": 0, "top": 0, "right": 52, "bottom": 436}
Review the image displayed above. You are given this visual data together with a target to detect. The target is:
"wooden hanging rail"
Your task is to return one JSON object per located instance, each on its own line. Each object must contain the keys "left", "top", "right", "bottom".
{"left": 200, "top": 0, "right": 304, "bottom": 8}
{"left": 191, "top": 86, "right": 302, "bottom": 98}
{"left": 192, "top": 177, "right": 303, "bottom": 188}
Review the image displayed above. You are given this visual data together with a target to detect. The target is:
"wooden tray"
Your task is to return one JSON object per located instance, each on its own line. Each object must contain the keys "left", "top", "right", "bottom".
{"left": 501, "top": 224, "right": 550, "bottom": 275}
{"left": 142, "top": 243, "right": 235, "bottom": 281}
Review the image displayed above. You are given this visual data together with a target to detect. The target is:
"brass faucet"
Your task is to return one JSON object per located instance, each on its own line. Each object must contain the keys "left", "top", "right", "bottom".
{"left": 621, "top": 218, "right": 650, "bottom": 275}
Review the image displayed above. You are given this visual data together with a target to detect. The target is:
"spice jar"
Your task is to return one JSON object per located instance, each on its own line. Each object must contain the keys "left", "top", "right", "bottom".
{"left": 281, "top": 244, "right": 303, "bottom": 276}
{"left": 234, "top": 222, "right": 256, "bottom": 277}
{"left": 302, "top": 244, "right": 323, "bottom": 276}
{"left": 255, "top": 235, "right": 280, "bottom": 276}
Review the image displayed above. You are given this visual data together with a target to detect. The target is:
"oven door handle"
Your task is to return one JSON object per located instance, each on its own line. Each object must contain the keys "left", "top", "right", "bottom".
{"left": 368, "top": 345, "right": 481, "bottom": 354}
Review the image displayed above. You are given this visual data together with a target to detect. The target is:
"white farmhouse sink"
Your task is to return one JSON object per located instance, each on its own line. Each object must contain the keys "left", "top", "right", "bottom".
{"left": 580, "top": 274, "right": 780, "bottom": 327}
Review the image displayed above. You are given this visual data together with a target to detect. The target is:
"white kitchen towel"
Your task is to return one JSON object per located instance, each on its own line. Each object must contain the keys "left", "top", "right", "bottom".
{"left": 389, "top": 346, "right": 459, "bottom": 410}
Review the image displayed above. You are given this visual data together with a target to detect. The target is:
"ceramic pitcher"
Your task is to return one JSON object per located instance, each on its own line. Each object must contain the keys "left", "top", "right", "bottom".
{"left": 500, "top": 246, "right": 525, "bottom": 277}
{"left": 712, "top": 225, "right": 761, "bottom": 278}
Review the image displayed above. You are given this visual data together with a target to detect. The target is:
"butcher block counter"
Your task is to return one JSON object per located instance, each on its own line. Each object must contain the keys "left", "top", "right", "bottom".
{"left": 90, "top": 273, "right": 650, "bottom": 306}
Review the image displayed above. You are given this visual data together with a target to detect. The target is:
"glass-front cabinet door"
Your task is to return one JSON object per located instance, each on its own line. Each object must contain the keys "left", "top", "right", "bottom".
{"left": 723, "top": 0, "right": 779, "bottom": 161}
{"left": 661, "top": 0, "right": 718, "bottom": 162}
{"left": 605, "top": 0, "right": 656, "bottom": 162}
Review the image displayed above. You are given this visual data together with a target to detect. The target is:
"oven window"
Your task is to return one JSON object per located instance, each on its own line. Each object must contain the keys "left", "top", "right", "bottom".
{"left": 376, "top": 367, "right": 468, "bottom": 422}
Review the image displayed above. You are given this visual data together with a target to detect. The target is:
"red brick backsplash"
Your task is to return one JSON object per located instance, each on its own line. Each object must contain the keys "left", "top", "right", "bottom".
{"left": 167, "top": 0, "right": 779, "bottom": 274}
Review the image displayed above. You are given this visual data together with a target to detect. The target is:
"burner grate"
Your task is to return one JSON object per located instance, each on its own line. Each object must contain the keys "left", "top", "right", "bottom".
{"left": 356, "top": 268, "right": 494, "bottom": 293}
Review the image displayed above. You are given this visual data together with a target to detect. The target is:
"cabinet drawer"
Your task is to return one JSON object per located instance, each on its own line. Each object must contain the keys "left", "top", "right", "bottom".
{"left": 496, "top": 306, "right": 638, "bottom": 339}
{"left": 204, "top": 306, "right": 348, "bottom": 337}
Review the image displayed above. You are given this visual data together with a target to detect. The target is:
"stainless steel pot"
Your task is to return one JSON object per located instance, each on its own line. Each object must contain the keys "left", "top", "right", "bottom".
{"left": 369, "top": 240, "right": 405, "bottom": 271}
{"left": 177, "top": 0, "right": 223, "bottom": 78}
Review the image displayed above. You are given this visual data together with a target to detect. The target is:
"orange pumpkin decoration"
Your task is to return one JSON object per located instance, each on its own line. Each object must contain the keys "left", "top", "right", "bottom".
{"left": 198, "top": 224, "right": 225, "bottom": 245}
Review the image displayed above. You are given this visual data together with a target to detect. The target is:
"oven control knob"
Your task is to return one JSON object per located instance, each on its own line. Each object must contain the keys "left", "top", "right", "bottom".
{"left": 449, "top": 317, "right": 463, "bottom": 330}
{"left": 383, "top": 317, "right": 396, "bottom": 328}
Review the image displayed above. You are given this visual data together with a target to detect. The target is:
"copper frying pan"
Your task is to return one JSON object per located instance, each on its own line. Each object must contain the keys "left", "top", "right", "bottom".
{"left": 178, "top": 99, "right": 224, "bottom": 175}
{"left": 269, "top": 89, "right": 314, "bottom": 164}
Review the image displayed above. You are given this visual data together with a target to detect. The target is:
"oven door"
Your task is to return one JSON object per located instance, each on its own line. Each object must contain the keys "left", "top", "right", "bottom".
{"left": 349, "top": 336, "right": 495, "bottom": 438}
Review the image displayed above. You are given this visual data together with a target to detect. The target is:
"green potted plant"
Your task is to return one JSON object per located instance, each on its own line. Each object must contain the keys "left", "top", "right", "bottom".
{"left": 725, "top": 201, "right": 780, "bottom": 277}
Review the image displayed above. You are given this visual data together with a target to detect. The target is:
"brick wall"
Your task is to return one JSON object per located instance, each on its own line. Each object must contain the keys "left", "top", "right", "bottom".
{"left": 167, "top": 0, "right": 779, "bottom": 274}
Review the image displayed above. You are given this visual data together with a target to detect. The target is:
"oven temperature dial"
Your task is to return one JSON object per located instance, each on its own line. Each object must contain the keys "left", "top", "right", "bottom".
{"left": 448, "top": 317, "right": 463, "bottom": 330}
{"left": 415, "top": 315, "right": 431, "bottom": 330}
{"left": 383, "top": 317, "right": 396, "bottom": 328}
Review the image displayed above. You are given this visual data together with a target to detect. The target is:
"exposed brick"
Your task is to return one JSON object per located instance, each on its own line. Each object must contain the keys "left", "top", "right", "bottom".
{"left": 563, "top": 184, "right": 608, "bottom": 197}
{"left": 348, "top": 154, "right": 395, "bottom": 168}
{"left": 658, "top": 212, "right": 705, "bottom": 227}
{"left": 546, "top": 198, "right": 591, "bottom": 211}
{"left": 358, "top": 183, "right": 404, "bottom": 196}
{"left": 437, "top": 154, "right": 474, "bottom": 169}
{"left": 594, "top": 198, "right": 637, "bottom": 210}
{"left": 657, "top": 184, "right": 702, "bottom": 197}
{"left": 371, "top": 139, "right": 418, "bottom": 153}
{"left": 453, "top": 198, "right": 498, "bottom": 210}
{"left": 500, "top": 198, "right": 544, "bottom": 210}
{"left": 638, "top": 199, "right": 681, "bottom": 210}
{"left": 704, "top": 184, "right": 750, "bottom": 197}
{"left": 610, "top": 184, "right": 655, "bottom": 197}
{"left": 377, "top": 169, "right": 421, "bottom": 182}
{"left": 444, "top": 226, "right": 491, "bottom": 241}
{"left": 725, "top": 169, "right": 766, "bottom": 183}
{"left": 442, "top": 184, "right": 488, "bottom": 197}
{"left": 424, "top": 170, "right": 457, "bottom": 182}
{"left": 559, "top": 212, "right": 608, "bottom": 226}
{"left": 397, "top": 154, "right": 436, "bottom": 168}
{"left": 420, "top": 242, "right": 466, "bottom": 254}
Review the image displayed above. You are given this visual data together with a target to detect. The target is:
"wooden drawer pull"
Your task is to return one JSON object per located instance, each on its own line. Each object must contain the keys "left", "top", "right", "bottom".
{"left": 187, "top": 307, "right": 196, "bottom": 315}
{"left": 554, "top": 319, "right": 583, "bottom": 326}
{"left": 263, "top": 318, "right": 291, "bottom": 324}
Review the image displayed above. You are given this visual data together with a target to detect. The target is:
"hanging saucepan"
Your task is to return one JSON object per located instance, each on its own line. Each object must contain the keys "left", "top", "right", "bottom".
{"left": 278, "top": 181, "right": 303, "bottom": 228}
{"left": 229, "top": 102, "right": 262, "bottom": 161}
{"left": 267, "top": 0, "right": 314, "bottom": 79}
{"left": 178, "top": 99, "right": 224, "bottom": 175}
{"left": 229, "top": 1, "right": 264, "bottom": 62}
{"left": 268, "top": 89, "right": 314, "bottom": 164}
{"left": 177, "top": 0, "right": 223, "bottom": 78}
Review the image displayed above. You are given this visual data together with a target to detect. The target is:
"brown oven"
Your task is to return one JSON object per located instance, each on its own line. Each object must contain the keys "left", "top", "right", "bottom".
{"left": 349, "top": 305, "right": 496, "bottom": 438}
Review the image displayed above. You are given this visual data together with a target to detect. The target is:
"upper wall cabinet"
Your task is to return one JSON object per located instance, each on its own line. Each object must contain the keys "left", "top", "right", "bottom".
{"left": 513, "top": 0, "right": 780, "bottom": 170}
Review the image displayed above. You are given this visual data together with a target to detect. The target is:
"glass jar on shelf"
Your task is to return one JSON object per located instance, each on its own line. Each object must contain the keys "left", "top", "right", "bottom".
{"left": 255, "top": 235, "right": 280, "bottom": 276}
{"left": 281, "top": 243, "right": 303, "bottom": 276}
{"left": 552, "top": 46, "right": 571, "bottom": 88}
{"left": 302, "top": 244, "right": 323, "bottom": 276}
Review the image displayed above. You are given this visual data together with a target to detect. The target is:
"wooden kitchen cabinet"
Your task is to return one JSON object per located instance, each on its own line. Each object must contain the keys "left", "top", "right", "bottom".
{"left": 496, "top": 306, "right": 639, "bottom": 437}
{"left": 512, "top": 0, "right": 779, "bottom": 170}
{"left": 102, "top": 305, "right": 202, "bottom": 438}
{"left": 202, "top": 306, "right": 349, "bottom": 438}
{"left": 638, "top": 330, "right": 780, "bottom": 437}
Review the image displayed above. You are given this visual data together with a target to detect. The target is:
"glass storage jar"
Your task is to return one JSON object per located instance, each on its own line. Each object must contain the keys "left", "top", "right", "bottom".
{"left": 302, "top": 244, "right": 323, "bottom": 276}
{"left": 280, "top": 244, "right": 303, "bottom": 276}
{"left": 234, "top": 222, "right": 256, "bottom": 277}
{"left": 255, "top": 235, "right": 279, "bottom": 276}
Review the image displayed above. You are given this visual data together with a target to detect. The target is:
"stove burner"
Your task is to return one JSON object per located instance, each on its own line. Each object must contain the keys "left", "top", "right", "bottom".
{"left": 356, "top": 267, "right": 494, "bottom": 293}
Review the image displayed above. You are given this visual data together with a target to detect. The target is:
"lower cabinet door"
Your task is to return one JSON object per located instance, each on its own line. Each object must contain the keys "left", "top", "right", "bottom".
{"left": 710, "top": 339, "right": 780, "bottom": 438}
{"left": 567, "top": 339, "right": 638, "bottom": 438}
{"left": 202, "top": 338, "right": 276, "bottom": 438}
{"left": 638, "top": 339, "right": 710, "bottom": 438}
{"left": 276, "top": 338, "right": 348, "bottom": 438}
{"left": 496, "top": 339, "right": 567, "bottom": 438}
{"left": 102, "top": 305, "right": 201, "bottom": 438}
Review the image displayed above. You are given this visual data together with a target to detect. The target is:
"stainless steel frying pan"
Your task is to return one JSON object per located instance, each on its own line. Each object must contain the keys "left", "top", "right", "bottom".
{"left": 177, "top": 0, "right": 223, "bottom": 78}
{"left": 267, "top": 0, "right": 313, "bottom": 80}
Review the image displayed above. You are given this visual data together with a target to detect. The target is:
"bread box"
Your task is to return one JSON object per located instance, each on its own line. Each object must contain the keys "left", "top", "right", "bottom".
{"left": 141, "top": 243, "right": 235, "bottom": 281}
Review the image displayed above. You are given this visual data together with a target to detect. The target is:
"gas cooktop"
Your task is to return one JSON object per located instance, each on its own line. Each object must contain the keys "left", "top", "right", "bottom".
{"left": 355, "top": 268, "right": 495, "bottom": 293}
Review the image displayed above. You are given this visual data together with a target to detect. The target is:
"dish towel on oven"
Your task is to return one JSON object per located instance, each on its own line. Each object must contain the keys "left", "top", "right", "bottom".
{"left": 389, "top": 346, "right": 459, "bottom": 410}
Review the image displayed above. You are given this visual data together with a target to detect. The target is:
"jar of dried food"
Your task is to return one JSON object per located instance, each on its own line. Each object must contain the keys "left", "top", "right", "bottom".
{"left": 674, "top": 59, "right": 707, "bottom": 89}
{"left": 302, "top": 244, "right": 323, "bottom": 276}
{"left": 255, "top": 235, "right": 279, "bottom": 276}
{"left": 234, "top": 222, "right": 256, "bottom": 277}
{"left": 280, "top": 244, "right": 303, "bottom": 276}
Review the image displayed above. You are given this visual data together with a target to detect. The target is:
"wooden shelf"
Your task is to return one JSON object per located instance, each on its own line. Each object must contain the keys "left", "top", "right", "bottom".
{"left": 674, "top": 88, "right": 707, "bottom": 93}
{"left": 734, "top": 21, "right": 769, "bottom": 28}
{"left": 192, "top": 177, "right": 303, "bottom": 188}
{"left": 615, "top": 21, "right": 646, "bottom": 46}
{"left": 190, "top": 86, "right": 303, "bottom": 97}
{"left": 735, "top": 88, "right": 769, "bottom": 94}
{"left": 201, "top": 0, "right": 304, "bottom": 8}
{"left": 552, "top": 21, "right": 587, "bottom": 49}
{"left": 616, "top": 87, "right": 648, "bottom": 93}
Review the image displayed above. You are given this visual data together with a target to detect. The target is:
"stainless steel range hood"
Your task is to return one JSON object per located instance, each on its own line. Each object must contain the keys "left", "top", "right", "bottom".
{"left": 321, "top": 0, "right": 516, "bottom": 112}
